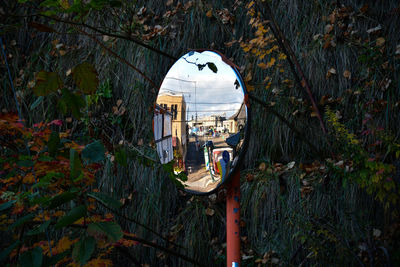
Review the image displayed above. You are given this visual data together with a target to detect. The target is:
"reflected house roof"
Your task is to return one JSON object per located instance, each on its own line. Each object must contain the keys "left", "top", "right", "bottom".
{"left": 228, "top": 102, "right": 246, "bottom": 121}
{"left": 156, "top": 92, "right": 186, "bottom": 112}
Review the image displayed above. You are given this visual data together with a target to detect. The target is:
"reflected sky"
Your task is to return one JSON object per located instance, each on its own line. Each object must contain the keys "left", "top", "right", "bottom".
{"left": 159, "top": 51, "right": 244, "bottom": 119}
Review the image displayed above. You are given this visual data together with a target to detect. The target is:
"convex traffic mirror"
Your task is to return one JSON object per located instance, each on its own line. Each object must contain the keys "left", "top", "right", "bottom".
{"left": 154, "top": 50, "right": 250, "bottom": 194}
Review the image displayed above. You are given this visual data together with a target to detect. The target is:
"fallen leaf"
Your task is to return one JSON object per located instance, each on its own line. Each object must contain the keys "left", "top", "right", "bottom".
{"left": 343, "top": 70, "right": 351, "bottom": 79}
{"left": 116, "top": 99, "right": 123, "bottom": 107}
{"left": 287, "top": 161, "right": 295, "bottom": 169}
{"left": 206, "top": 9, "right": 213, "bottom": 18}
{"left": 367, "top": 25, "right": 382, "bottom": 34}
{"left": 257, "top": 62, "right": 267, "bottom": 69}
{"left": 328, "top": 68, "right": 336, "bottom": 74}
{"left": 376, "top": 37, "right": 385, "bottom": 47}
{"left": 373, "top": 228, "right": 381, "bottom": 238}
{"left": 259, "top": 162, "right": 266, "bottom": 171}
{"left": 205, "top": 208, "right": 215, "bottom": 216}
{"left": 325, "top": 24, "right": 333, "bottom": 34}
{"left": 396, "top": 44, "right": 400, "bottom": 55}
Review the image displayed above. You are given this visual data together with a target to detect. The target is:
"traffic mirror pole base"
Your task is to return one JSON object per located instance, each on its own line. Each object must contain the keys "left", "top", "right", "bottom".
{"left": 226, "top": 170, "right": 240, "bottom": 267}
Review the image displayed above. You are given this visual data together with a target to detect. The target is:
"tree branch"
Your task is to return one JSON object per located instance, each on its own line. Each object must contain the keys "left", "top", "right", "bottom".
{"left": 39, "top": 14, "right": 178, "bottom": 61}
{"left": 255, "top": 1, "right": 328, "bottom": 135}
{"left": 248, "top": 93, "right": 322, "bottom": 157}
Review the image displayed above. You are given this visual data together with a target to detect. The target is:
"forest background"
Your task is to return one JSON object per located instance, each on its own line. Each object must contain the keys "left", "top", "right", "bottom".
{"left": 1, "top": 0, "right": 400, "bottom": 266}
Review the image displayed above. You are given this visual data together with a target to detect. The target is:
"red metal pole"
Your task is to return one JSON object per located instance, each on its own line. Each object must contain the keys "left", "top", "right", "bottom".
{"left": 226, "top": 171, "right": 240, "bottom": 267}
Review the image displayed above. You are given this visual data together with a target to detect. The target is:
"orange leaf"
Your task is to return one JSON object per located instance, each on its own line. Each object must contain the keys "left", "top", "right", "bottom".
{"left": 257, "top": 62, "right": 267, "bottom": 69}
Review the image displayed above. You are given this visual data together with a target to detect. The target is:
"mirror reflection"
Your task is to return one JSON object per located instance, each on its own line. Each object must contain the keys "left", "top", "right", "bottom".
{"left": 154, "top": 51, "right": 247, "bottom": 193}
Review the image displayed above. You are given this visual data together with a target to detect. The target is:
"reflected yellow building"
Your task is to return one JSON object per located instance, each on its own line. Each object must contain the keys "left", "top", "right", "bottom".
{"left": 156, "top": 94, "right": 187, "bottom": 166}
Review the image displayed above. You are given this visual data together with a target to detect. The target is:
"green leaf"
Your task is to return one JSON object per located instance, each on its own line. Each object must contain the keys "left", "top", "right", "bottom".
{"left": 48, "top": 131, "right": 60, "bottom": 157}
{"left": 27, "top": 220, "right": 51, "bottom": 236}
{"left": 87, "top": 192, "right": 122, "bottom": 210}
{"left": 9, "top": 213, "right": 35, "bottom": 230}
{"left": 47, "top": 191, "right": 77, "bottom": 209}
{"left": 32, "top": 172, "right": 63, "bottom": 190}
{"left": 72, "top": 62, "right": 99, "bottom": 95}
{"left": 87, "top": 221, "right": 123, "bottom": 242}
{"left": 20, "top": 246, "right": 43, "bottom": 267}
{"left": 72, "top": 236, "right": 95, "bottom": 265}
{"left": 109, "top": 1, "right": 122, "bottom": 8}
{"left": 30, "top": 96, "right": 44, "bottom": 110}
{"left": 42, "top": 250, "right": 70, "bottom": 267}
{"left": 207, "top": 62, "right": 218, "bottom": 73}
{"left": 0, "top": 200, "right": 16, "bottom": 211}
{"left": 115, "top": 148, "right": 127, "bottom": 166}
{"left": 33, "top": 71, "right": 63, "bottom": 96}
{"left": 70, "top": 149, "right": 82, "bottom": 180}
{"left": 0, "top": 240, "right": 20, "bottom": 262}
{"left": 16, "top": 160, "right": 34, "bottom": 167}
{"left": 82, "top": 141, "right": 105, "bottom": 164}
{"left": 55, "top": 205, "right": 87, "bottom": 229}
{"left": 58, "top": 88, "right": 85, "bottom": 119}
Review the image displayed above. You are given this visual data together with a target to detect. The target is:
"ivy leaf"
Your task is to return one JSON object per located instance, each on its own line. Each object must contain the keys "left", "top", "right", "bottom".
{"left": 72, "top": 62, "right": 99, "bottom": 95}
{"left": 27, "top": 220, "right": 51, "bottom": 236}
{"left": 16, "top": 160, "right": 34, "bottom": 167}
{"left": 82, "top": 141, "right": 105, "bottom": 164}
{"left": 47, "top": 191, "right": 76, "bottom": 209}
{"left": 115, "top": 148, "right": 127, "bottom": 166}
{"left": 9, "top": 214, "right": 35, "bottom": 230}
{"left": 55, "top": 205, "right": 87, "bottom": 229}
{"left": 58, "top": 88, "right": 85, "bottom": 119}
{"left": 33, "top": 71, "right": 63, "bottom": 96}
{"left": 20, "top": 246, "right": 43, "bottom": 267}
{"left": 30, "top": 96, "right": 44, "bottom": 110}
{"left": 72, "top": 236, "right": 95, "bottom": 265}
{"left": 0, "top": 200, "right": 16, "bottom": 211}
{"left": 87, "top": 192, "right": 122, "bottom": 210}
{"left": 48, "top": 131, "right": 60, "bottom": 157}
{"left": 42, "top": 250, "right": 70, "bottom": 267}
{"left": 70, "top": 149, "right": 82, "bottom": 180}
{"left": 87, "top": 221, "right": 123, "bottom": 242}
{"left": 0, "top": 240, "right": 20, "bottom": 262}
{"left": 207, "top": 62, "right": 218, "bottom": 73}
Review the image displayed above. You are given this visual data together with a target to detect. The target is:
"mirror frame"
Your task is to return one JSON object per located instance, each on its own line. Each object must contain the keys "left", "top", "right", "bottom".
{"left": 156, "top": 49, "right": 251, "bottom": 195}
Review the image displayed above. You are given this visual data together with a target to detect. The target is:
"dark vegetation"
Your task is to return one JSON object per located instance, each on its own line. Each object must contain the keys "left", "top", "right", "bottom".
{"left": 1, "top": 0, "right": 399, "bottom": 266}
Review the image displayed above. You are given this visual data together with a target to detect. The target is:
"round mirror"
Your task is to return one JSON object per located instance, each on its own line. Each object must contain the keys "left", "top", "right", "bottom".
{"left": 154, "top": 50, "right": 250, "bottom": 194}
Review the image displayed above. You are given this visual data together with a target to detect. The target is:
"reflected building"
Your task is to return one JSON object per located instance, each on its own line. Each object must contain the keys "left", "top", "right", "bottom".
{"left": 156, "top": 93, "right": 187, "bottom": 169}
{"left": 223, "top": 102, "right": 246, "bottom": 133}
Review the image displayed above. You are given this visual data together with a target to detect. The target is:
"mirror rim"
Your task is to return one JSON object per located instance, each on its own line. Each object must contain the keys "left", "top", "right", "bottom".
{"left": 156, "top": 49, "right": 251, "bottom": 196}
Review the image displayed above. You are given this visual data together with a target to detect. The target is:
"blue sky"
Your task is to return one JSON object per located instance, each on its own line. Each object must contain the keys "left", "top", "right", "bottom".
{"left": 158, "top": 51, "right": 245, "bottom": 119}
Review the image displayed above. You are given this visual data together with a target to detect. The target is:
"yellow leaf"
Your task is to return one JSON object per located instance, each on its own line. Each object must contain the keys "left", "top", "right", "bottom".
{"left": 23, "top": 173, "right": 35, "bottom": 184}
{"left": 265, "top": 81, "right": 272, "bottom": 89}
{"left": 246, "top": 83, "right": 255, "bottom": 91}
{"left": 84, "top": 258, "right": 113, "bottom": 267}
{"left": 376, "top": 37, "right": 385, "bottom": 47}
{"left": 205, "top": 208, "right": 215, "bottom": 216}
{"left": 55, "top": 236, "right": 77, "bottom": 254}
{"left": 266, "top": 57, "right": 276, "bottom": 68}
{"left": 343, "top": 70, "right": 351, "bottom": 79}
{"left": 60, "top": 0, "right": 70, "bottom": 9}
{"left": 243, "top": 46, "right": 250, "bottom": 53}
{"left": 247, "top": 1, "right": 255, "bottom": 9}
{"left": 206, "top": 9, "right": 213, "bottom": 18}
{"left": 257, "top": 62, "right": 267, "bottom": 69}
{"left": 278, "top": 53, "right": 287, "bottom": 60}
{"left": 245, "top": 71, "right": 252, "bottom": 82}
